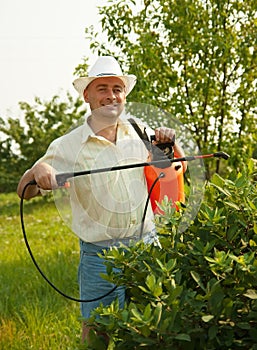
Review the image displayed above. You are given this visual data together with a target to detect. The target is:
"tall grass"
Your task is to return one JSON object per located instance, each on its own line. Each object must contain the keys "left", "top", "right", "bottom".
{"left": 0, "top": 192, "right": 84, "bottom": 349}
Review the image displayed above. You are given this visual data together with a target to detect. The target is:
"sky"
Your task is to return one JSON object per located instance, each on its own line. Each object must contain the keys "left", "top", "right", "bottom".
{"left": 0, "top": 0, "right": 108, "bottom": 118}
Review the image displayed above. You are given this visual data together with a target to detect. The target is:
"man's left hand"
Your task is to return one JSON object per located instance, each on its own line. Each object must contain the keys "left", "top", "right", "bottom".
{"left": 154, "top": 127, "right": 175, "bottom": 144}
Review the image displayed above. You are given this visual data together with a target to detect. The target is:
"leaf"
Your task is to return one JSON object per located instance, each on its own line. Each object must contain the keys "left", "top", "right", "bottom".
{"left": 174, "top": 333, "right": 191, "bottom": 341}
{"left": 235, "top": 175, "right": 247, "bottom": 188}
{"left": 208, "top": 325, "right": 218, "bottom": 340}
{"left": 140, "top": 325, "right": 151, "bottom": 337}
{"left": 138, "top": 285, "right": 151, "bottom": 294}
{"left": 211, "top": 173, "right": 225, "bottom": 187}
{"left": 131, "top": 308, "right": 143, "bottom": 321}
{"left": 227, "top": 225, "right": 240, "bottom": 241}
{"left": 166, "top": 258, "right": 177, "bottom": 272}
{"left": 224, "top": 201, "right": 240, "bottom": 210}
{"left": 243, "top": 289, "right": 257, "bottom": 299}
{"left": 156, "top": 258, "right": 164, "bottom": 270}
{"left": 143, "top": 303, "right": 152, "bottom": 320}
{"left": 146, "top": 274, "right": 156, "bottom": 292}
{"left": 205, "top": 256, "right": 217, "bottom": 263}
{"left": 121, "top": 310, "right": 129, "bottom": 322}
{"left": 249, "top": 239, "right": 257, "bottom": 247}
{"left": 202, "top": 314, "right": 214, "bottom": 322}
{"left": 205, "top": 205, "right": 215, "bottom": 219}
{"left": 237, "top": 322, "right": 251, "bottom": 330}
{"left": 190, "top": 271, "right": 206, "bottom": 292}
{"left": 153, "top": 302, "right": 162, "bottom": 327}
{"left": 153, "top": 284, "right": 163, "bottom": 297}
{"left": 247, "top": 199, "right": 257, "bottom": 211}
{"left": 211, "top": 183, "right": 231, "bottom": 197}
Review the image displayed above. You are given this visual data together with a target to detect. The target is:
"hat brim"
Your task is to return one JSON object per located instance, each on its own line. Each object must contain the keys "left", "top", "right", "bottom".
{"left": 73, "top": 75, "right": 137, "bottom": 96}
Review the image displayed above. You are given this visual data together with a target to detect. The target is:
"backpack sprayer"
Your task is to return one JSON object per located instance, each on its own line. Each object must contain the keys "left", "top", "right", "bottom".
{"left": 20, "top": 125, "right": 229, "bottom": 303}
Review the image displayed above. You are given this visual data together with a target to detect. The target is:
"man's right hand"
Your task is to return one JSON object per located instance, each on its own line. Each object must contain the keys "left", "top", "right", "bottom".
{"left": 32, "top": 162, "right": 58, "bottom": 190}
{"left": 17, "top": 162, "right": 58, "bottom": 199}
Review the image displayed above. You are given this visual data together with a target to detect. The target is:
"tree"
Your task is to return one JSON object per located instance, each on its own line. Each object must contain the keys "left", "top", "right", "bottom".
{"left": 0, "top": 93, "right": 86, "bottom": 192}
{"left": 76, "top": 0, "right": 257, "bottom": 178}
{"left": 0, "top": 138, "right": 21, "bottom": 193}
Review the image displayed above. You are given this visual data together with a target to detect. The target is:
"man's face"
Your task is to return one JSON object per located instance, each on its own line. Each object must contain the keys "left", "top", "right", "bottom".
{"left": 83, "top": 76, "right": 126, "bottom": 119}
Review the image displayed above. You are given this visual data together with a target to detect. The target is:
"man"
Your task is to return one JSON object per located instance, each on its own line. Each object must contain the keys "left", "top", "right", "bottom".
{"left": 17, "top": 56, "right": 186, "bottom": 343}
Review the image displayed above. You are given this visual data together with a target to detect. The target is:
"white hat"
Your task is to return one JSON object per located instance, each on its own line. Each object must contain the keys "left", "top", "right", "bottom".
{"left": 73, "top": 56, "right": 137, "bottom": 96}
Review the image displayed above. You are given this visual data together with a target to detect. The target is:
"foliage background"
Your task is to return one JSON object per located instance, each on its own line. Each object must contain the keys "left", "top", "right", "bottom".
{"left": 82, "top": 0, "right": 257, "bottom": 177}
{"left": 1, "top": 0, "right": 257, "bottom": 349}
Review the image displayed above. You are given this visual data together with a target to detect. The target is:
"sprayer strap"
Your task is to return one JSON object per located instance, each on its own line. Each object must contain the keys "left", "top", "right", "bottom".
{"left": 128, "top": 118, "right": 172, "bottom": 169}
{"left": 128, "top": 118, "right": 151, "bottom": 151}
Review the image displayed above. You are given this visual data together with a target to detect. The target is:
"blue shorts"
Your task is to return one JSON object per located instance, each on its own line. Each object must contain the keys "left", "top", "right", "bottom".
{"left": 78, "top": 240, "right": 125, "bottom": 320}
{"left": 78, "top": 230, "right": 158, "bottom": 319}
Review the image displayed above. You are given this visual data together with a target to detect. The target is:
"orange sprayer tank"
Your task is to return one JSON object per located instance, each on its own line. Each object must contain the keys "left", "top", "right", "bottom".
{"left": 144, "top": 160, "right": 185, "bottom": 214}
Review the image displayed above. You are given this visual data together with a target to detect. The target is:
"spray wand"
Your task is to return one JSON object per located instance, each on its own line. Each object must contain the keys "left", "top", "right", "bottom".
{"left": 21, "top": 150, "right": 229, "bottom": 303}
{"left": 53, "top": 151, "right": 229, "bottom": 187}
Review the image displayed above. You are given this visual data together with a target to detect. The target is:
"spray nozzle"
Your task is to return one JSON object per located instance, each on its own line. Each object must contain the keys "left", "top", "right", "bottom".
{"left": 213, "top": 151, "right": 230, "bottom": 160}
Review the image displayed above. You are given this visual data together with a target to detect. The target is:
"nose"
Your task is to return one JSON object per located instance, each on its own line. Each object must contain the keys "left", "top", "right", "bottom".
{"left": 106, "top": 88, "right": 116, "bottom": 102}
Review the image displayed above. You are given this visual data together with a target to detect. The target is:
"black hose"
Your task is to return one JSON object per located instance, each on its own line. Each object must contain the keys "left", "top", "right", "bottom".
{"left": 20, "top": 175, "right": 160, "bottom": 303}
{"left": 139, "top": 172, "right": 165, "bottom": 239}
{"left": 20, "top": 182, "right": 118, "bottom": 303}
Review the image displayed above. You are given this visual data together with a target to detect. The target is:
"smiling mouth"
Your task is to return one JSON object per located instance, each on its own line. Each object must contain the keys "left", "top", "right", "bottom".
{"left": 100, "top": 104, "right": 120, "bottom": 112}
{"left": 102, "top": 104, "right": 118, "bottom": 108}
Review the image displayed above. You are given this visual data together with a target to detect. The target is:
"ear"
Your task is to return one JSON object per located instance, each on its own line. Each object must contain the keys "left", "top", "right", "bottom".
{"left": 83, "top": 89, "right": 89, "bottom": 103}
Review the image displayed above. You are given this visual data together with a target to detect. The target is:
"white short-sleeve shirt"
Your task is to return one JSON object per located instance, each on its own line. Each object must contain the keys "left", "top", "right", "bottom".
{"left": 37, "top": 113, "right": 155, "bottom": 243}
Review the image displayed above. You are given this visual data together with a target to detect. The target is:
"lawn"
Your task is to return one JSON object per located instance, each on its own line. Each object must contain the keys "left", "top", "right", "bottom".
{"left": 0, "top": 192, "right": 84, "bottom": 349}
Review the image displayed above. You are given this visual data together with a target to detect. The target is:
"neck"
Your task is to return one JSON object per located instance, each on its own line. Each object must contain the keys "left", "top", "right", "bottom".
{"left": 88, "top": 116, "right": 118, "bottom": 143}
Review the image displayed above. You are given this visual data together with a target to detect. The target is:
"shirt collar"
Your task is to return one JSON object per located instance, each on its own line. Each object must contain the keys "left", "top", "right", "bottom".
{"left": 81, "top": 110, "right": 131, "bottom": 143}
{"left": 81, "top": 111, "right": 95, "bottom": 143}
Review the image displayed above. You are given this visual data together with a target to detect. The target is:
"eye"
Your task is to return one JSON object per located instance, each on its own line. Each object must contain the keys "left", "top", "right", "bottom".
{"left": 114, "top": 87, "right": 124, "bottom": 93}
{"left": 98, "top": 87, "right": 107, "bottom": 92}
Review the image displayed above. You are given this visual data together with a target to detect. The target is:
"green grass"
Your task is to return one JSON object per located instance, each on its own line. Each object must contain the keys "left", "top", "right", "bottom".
{"left": 0, "top": 192, "right": 84, "bottom": 349}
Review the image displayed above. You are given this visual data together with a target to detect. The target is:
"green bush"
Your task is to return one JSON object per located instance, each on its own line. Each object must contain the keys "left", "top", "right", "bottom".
{"left": 84, "top": 160, "right": 257, "bottom": 350}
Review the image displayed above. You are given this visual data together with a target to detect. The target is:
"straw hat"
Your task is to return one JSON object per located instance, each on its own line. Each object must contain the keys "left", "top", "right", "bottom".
{"left": 73, "top": 56, "right": 137, "bottom": 96}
